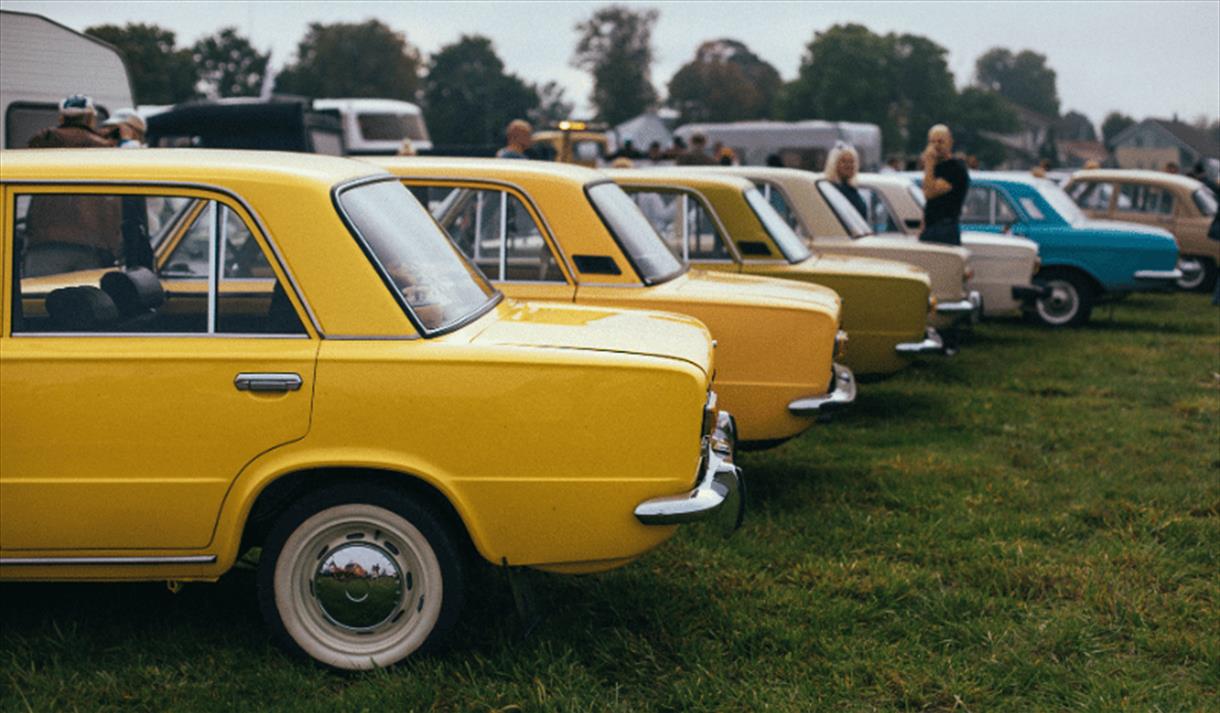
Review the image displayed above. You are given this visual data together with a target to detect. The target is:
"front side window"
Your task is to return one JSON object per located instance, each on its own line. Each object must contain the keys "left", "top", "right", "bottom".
{"left": 815, "top": 181, "right": 871, "bottom": 238}
{"left": 856, "top": 186, "right": 900, "bottom": 234}
{"left": 961, "top": 186, "right": 994, "bottom": 224}
{"left": 586, "top": 182, "right": 684, "bottom": 284}
{"left": 1069, "top": 181, "right": 1114, "bottom": 211}
{"left": 337, "top": 179, "right": 497, "bottom": 333}
{"left": 744, "top": 187, "right": 812, "bottom": 263}
{"left": 12, "top": 191, "right": 305, "bottom": 335}
{"left": 627, "top": 189, "right": 732, "bottom": 261}
{"left": 420, "top": 185, "right": 563, "bottom": 283}
{"left": 754, "top": 182, "right": 808, "bottom": 238}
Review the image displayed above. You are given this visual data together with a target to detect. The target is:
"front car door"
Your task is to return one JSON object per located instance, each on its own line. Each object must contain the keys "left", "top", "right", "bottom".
{"left": 0, "top": 184, "right": 316, "bottom": 553}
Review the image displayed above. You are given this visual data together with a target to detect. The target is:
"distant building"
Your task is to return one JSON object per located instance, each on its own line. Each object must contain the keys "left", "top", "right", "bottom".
{"left": 1109, "top": 118, "right": 1220, "bottom": 178}
{"left": 1056, "top": 140, "right": 1109, "bottom": 169}
{"left": 979, "top": 103, "right": 1055, "bottom": 168}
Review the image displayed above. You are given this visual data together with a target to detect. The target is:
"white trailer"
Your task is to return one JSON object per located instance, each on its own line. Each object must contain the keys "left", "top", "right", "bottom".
{"left": 673, "top": 120, "right": 883, "bottom": 171}
{"left": 313, "top": 98, "right": 432, "bottom": 155}
{"left": 0, "top": 10, "right": 135, "bottom": 148}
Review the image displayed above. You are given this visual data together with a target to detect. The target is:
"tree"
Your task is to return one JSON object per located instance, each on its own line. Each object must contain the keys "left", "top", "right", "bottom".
{"left": 1101, "top": 111, "right": 1135, "bottom": 147}
{"left": 529, "top": 81, "right": 575, "bottom": 127}
{"left": 780, "top": 24, "right": 957, "bottom": 154}
{"left": 975, "top": 48, "right": 1060, "bottom": 117}
{"left": 192, "top": 27, "right": 269, "bottom": 99}
{"left": 422, "top": 35, "right": 539, "bottom": 146}
{"left": 666, "top": 39, "right": 781, "bottom": 124}
{"left": 1055, "top": 110, "right": 1096, "bottom": 142}
{"left": 86, "top": 23, "right": 197, "bottom": 104}
{"left": 275, "top": 20, "right": 420, "bottom": 100}
{"left": 572, "top": 5, "right": 659, "bottom": 125}
{"left": 945, "top": 87, "right": 1021, "bottom": 167}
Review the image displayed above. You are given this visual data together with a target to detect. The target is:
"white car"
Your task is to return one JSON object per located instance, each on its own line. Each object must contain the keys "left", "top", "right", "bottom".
{"left": 855, "top": 173, "right": 1044, "bottom": 318}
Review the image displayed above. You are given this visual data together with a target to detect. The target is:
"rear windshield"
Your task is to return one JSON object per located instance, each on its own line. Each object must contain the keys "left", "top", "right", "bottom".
{"left": 1194, "top": 187, "right": 1218, "bottom": 216}
{"left": 743, "top": 187, "right": 812, "bottom": 263}
{"left": 816, "top": 181, "right": 872, "bottom": 238}
{"left": 357, "top": 112, "right": 430, "bottom": 142}
{"left": 336, "top": 179, "right": 497, "bottom": 334}
{"left": 586, "top": 182, "right": 684, "bottom": 284}
{"left": 1034, "top": 181, "right": 1086, "bottom": 226}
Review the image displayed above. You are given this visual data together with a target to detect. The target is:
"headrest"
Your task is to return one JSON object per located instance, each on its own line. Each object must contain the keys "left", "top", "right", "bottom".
{"left": 100, "top": 268, "right": 165, "bottom": 316}
{"left": 45, "top": 286, "right": 119, "bottom": 331}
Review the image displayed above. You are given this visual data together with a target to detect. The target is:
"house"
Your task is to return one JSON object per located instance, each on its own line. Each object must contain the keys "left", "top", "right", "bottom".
{"left": 1109, "top": 118, "right": 1220, "bottom": 178}
{"left": 979, "top": 103, "right": 1056, "bottom": 168}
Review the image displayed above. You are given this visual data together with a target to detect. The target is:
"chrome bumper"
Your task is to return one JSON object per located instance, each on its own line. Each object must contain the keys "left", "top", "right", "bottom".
{"left": 788, "top": 363, "right": 857, "bottom": 416}
{"left": 895, "top": 327, "right": 950, "bottom": 355}
{"left": 1134, "top": 268, "right": 1183, "bottom": 280}
{"left": 634, "top": 411, "right": 743, "bottom": 530}
{"left": 935, "top": 290, "right": 982, "bottom": 323}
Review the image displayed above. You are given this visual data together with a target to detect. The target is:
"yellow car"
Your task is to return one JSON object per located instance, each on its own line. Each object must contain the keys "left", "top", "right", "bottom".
{"left": 685, "top": 166, "right": 981, "bottom": 333}
{"left": 368, "top": 157, "right": 857, "bottom": 449}
{"left": 0, "top": 149, "right": 742, "bottom": 670}
{"left": 605, "top": 169, "right": 946, "bottom": 376}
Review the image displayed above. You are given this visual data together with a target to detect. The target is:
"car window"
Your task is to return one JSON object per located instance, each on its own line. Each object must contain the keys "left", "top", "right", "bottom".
{"left": 1018, "top": 197, "right": 1044, "bottom": 221}
{"left": 744, "top": 187, "right": 812, "bottom": 262}
{"left": 337, "top": 179, "right": 498, "bottom": 334}
{"left": 961, "top": 186, "right": 994, "bottom": 224}
{"left": 422, "top": 186, "right": 563, "bottom": 283}
{"left": 586, "top": 182, "right": 683, "bottom": 284}
{"left": 1118, "top": 183, "right": 1174, "bottom": 214}
{"left": 627, "top": 189, "right": 732, "bottom": 261}
{"left": 754, "top": 182, "right": 808, "bottom": 239}
{"left": 1069, "top": 181, "right": 1114, "bottom": 211}
{"left": 1193, "top": 187, "right": 1218, "bottom": 216}
{"left": 815, "top": 182, "right": 871, "bottom": 238}
{"left": 12, "top": 192, "right": 305, "bottom": 335}
{"left": 856, "top": 186, "right": 899, "bottom": 233}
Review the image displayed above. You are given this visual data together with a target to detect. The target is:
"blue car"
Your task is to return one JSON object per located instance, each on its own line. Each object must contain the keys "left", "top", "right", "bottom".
{"left": 916, "top": 172, "right": 1180, "bottom": 326}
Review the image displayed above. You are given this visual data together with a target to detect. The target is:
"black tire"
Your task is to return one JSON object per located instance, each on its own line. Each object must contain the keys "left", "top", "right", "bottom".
{"left": 1030, "top": 269, "right": 1094, "bottom": 327}
{"left": 1177, "top": 257, "right": 1217, "bottom": 293}
{"left": 257, "top": 483, "right": 465, "bottom": 670}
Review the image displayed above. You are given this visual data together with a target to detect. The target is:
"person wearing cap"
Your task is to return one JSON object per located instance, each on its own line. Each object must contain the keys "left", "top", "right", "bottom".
{"left": 103, "top": 108, "right": 146, "bottom": 149}
{"left": 27, "top": 95, "right": 115, "bottom": 148}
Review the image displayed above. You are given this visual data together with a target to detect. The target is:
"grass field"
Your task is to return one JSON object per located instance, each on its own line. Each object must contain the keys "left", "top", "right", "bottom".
{"left": 2, "top": 292, "right": 1217, "bottom": 712}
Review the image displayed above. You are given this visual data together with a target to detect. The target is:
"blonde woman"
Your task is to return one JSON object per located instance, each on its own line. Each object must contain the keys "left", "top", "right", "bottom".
{"left": 824, "top": 142, "right": 867, "bottom": 219}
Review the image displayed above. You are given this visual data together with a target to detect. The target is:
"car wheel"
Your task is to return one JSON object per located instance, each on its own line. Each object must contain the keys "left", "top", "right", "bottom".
{"left": 1032, "top": 270, "right": 1093, "bottom": 327}
{"left": 1176, "top": 257, "right": 1216, "bottom": 292}
{"left": 257, "top": 484, "right": 465, "bottom": 670}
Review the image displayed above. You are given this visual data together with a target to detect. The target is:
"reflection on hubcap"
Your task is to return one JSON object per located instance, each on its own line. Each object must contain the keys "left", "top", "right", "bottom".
{"left": 313, "top": 542, "right": 404, "bottom": 630}
{"left": 1039, "top": 281, "right": 1077, "bottom": 321}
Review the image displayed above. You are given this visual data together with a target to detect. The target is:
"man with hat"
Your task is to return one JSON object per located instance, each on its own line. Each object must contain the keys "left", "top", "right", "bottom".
{"left": 28, "top": 95, "right": 115, "bottom": 148}
{"left": 103, "top": 108, "right": 147, "bottom": 148}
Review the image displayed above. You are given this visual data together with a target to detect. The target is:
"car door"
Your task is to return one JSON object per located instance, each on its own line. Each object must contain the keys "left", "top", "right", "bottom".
{"left": 408, "top": 182, "right": 576, "bottom": 303}
{"left": 1114, "top": 182, "right": 1176, "bottom": 233}
{"left": 0, "top": 184, "right": 316, "bottom": 552}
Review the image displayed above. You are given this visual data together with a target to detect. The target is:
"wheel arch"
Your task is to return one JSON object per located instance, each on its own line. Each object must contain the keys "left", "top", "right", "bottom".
{"left": 1036, "top": 261, "right": 1104, "bottom": 296}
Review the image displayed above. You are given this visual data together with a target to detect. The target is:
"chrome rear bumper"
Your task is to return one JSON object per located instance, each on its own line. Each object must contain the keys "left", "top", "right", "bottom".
{"left": 788, "top": 363, "right": 857, "bottom": 416}
{"left": 895, "top": 327, "right": 950, "bottom": 355}
{"left": 634, "top": 411, "right": 743, "bottom": 531}
{"left": 936, "top": 290, "right": 982, "bottom": 323}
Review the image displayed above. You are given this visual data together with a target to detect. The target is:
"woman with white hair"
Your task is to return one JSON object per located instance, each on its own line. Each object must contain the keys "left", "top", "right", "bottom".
{"left": 824, "top": 142, "right": 868, "bottom": 219}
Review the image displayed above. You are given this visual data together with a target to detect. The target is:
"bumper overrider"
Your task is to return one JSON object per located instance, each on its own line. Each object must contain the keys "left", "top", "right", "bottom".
{"left": 935, "top": 289, "right": 982, "bottom": 324}
{"left": 895, "top": 327, "right": 952, "bottom": 356}
{"left": 1012, "top": 283, "right": 1050, "bottom": 304}
{"left": 634, "top": 409, "right": 744, "bottom": 532}
{"left": 788, "top": 363, "right": 857, "bottom": 416}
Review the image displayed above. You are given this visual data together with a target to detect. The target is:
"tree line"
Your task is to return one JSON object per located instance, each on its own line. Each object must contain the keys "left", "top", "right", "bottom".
{"left": 85, "top": 5, "right": 1208, "bottom": 159}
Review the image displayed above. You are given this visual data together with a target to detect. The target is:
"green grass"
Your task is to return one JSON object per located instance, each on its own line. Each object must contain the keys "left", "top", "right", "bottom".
{"left": 3, "top": 292, "right": 1217, "bottom": 712}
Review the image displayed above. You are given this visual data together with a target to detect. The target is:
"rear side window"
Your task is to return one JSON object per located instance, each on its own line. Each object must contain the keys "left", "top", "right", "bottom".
{"left": 627, "top": 188, "right": 732, "bottom": 261}
{"left": 11, "top": 192, "right": 305, "bottom": 336}
{"left": 1193, "top": 187, "right": 1218, "bottom": 216}
{"left": 1118, "top": 184, "right": 1174, "bottom": 214}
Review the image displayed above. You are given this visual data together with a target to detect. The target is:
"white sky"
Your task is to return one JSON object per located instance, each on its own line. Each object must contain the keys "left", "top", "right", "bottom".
{"left": 3, "top": 0, "right": 1218, "bottom": 127}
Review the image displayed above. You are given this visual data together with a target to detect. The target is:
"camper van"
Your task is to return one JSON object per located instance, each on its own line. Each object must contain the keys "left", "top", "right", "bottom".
{"left": 672, "top": 120, "right": 882, "bottom": 172}
{"left": 0, "top": 10, "right": 135, "bottom": 148}
{"left": 313, "top": 98, "right": 432, "bottom": 155}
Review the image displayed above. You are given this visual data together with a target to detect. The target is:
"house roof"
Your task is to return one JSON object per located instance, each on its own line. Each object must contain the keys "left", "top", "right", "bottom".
{"left": 1111, "top": 118, "right": 1220, "bottom": 159}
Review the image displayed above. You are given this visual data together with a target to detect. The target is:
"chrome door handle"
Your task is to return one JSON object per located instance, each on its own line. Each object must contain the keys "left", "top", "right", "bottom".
{"left": 234, "top": 372, "right": 303, "bottom": 392}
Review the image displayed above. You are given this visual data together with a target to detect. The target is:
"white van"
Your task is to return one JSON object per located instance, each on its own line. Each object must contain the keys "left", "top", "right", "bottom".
{"left": 0, "top": 10, "right": 135, "bottom": 148}
{"left": 313, "top": 98, "right": 432, "bottom": 155}
{"left": 673, "top": 120, "right": 882, "bottom": 172}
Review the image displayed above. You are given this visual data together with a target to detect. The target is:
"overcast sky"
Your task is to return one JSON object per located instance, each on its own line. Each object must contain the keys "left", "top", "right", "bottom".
{"left": 4, "top": 0, "right": 1218, "bottom": 127}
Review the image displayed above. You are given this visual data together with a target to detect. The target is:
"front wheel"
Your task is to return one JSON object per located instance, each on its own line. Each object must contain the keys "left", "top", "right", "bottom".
{"left": 257, "top": 485, "right": 465, "bottom": 670}
{"left": 1030, "top": 270, "right": 1093, "bottom": 327}
{"left": 1176, "top": 257, "right": 1216, "bottom": 292}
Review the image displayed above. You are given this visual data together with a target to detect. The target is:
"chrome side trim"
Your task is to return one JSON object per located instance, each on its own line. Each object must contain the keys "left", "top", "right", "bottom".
{"left": 1133, "top": 268, "right": 1184, "bottom": 280}
{"left": 0, "top": 555, "right": 217, "bottom": 566}
{"left": 896, "top": 327, "right": 949, "bottom": 355}
{"left": 788, "top": 363, "right": 857, "bottom": 416}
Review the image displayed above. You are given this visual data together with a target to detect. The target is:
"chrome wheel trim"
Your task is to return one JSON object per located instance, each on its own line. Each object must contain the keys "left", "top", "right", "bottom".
{"left": 1175, "top": 258, "right": 1206, "bottom": 290}
{"left": 275, "top": 504, "right": 443, "bottom": 669}
{"left": 1035, "top": 279, "right": 1079, "bottom": 325}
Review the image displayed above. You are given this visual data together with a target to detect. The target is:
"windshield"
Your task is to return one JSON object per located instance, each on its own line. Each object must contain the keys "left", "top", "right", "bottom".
{"left": 337, "top": 179, "right": 497, "bottom": 334}
{"left": 586, "top": 182, "right": 684, "bottom": 284}
{"left": 1035, "top": 181, "right": 1086, "bottom": 226}
{"left": 1194, "top": 187, "right": 1218, "bottom": 216}
{"left": 743, "top": 187, "right": 812, "bottom": 263}
{"left": 816, "top": 182, "right": 872, "bottom": 238}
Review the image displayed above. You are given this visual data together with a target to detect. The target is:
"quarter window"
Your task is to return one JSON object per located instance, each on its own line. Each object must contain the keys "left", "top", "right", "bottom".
{"left": 11, "top": 192, "right": 304, "bottom": 335}
{"left": 422, "top": 186, "right": 563, "bottom": 282}
{"left": 755, "top": 182, "right": 808, "bottom": 238}
{"left": 1118, "top": 184, "right": 1174, "bottom": 214}
{"left": 627, "top": 189, "right": 732, "bottom": 261}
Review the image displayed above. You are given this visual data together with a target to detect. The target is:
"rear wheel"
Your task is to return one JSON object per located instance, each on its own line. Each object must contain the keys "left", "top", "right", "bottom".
{"left": 257, "top": 484, "right": 465, "bottom": 670}
{"left": 1031, "top": 269, "right": 1093, "bottom": 327}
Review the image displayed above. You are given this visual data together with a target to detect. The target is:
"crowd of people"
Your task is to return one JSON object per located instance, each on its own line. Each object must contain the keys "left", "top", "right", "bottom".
{"left": 27, "top": 94, "right": 146, "bottom": 150}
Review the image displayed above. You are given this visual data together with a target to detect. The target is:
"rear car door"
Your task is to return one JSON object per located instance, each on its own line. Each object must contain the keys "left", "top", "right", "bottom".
{"left": 0, "top": 184, "right": 317, "bottom": 551}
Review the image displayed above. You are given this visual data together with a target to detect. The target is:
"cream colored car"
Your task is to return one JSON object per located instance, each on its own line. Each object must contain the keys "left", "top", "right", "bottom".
{"left": 855, "top": 173, "right": 1044, "bottom": 318}
{"left": 692, "top": 166, "right": 981, "bottom": 332}
{"left": 1064, "top": 169, "right": 1220, "bottom": 292}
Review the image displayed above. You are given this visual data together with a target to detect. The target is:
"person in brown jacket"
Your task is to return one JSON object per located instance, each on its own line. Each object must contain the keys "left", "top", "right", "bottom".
{"left": 27, "top": 95, "right": 115, "bottom": 149}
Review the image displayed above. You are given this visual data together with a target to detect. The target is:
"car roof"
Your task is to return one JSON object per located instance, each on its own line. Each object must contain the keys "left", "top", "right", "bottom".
{"left": 856, "top": 172, "right": 913, "bottom": 187}
{"left": 365, "top": 156, "right": 608, "bottom": 184}
{"left": 602, "top": 167, "right": 756, "bottom": 191}
{"left": 1069, "top": 168, "right": 1204, "bottom": 191}
{"left": 313, "top": 98, "right": 423, "bottom": 114}
{"left": 0, "top": 148, "right": 384, "bottom": 187}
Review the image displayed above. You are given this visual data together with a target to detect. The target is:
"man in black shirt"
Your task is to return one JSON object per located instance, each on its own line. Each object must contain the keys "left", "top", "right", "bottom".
{"left": 920, "top": 124, "right": 969, "bottom": 245}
